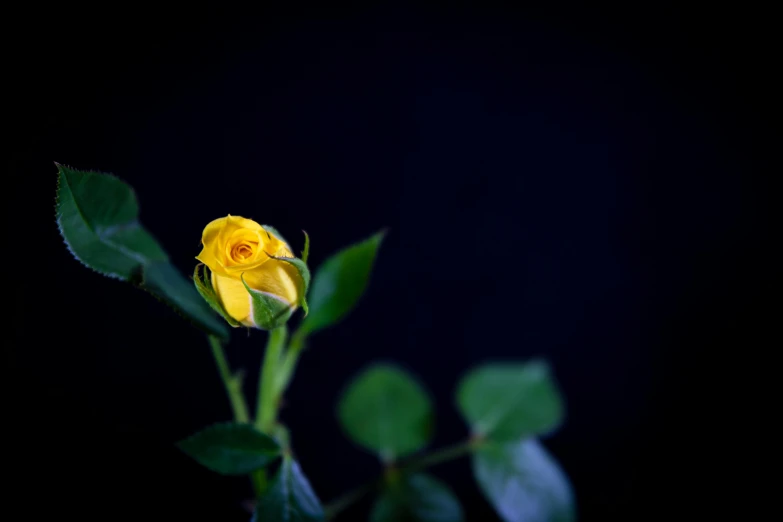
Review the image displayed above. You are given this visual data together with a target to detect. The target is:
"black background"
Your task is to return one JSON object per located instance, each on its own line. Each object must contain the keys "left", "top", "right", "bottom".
{"left": 9, "top": 4, "right": 771, "bottom": 522}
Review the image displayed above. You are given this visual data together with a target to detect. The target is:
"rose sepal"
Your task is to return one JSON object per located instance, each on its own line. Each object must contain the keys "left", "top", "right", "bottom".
{"left": 261, "top": 225, "right": 290, "bottom": 249}
{"left": 267, "top": 231, "right": 311, "bottom": 316}
{"left": 241, "top": 274, "right": 296, "bottom": 330}
{"left": 193, "top": 264, "right": 241, "bottom": 328}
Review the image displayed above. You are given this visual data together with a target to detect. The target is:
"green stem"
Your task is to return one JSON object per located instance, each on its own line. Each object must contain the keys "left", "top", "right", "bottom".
{"left": 208, "top": 335, "right": 249, "bottom": 423}
{"left": 276, "top": 328, "right": 307, "bottom": 394}
{"left": 324, "top": 438, "right": 479, "bottom": 520}
{"left": 256, "top": 326, "right": 288, "bottom": 433}
{"left": 401, "top": 439, "right": 478, "bottom": 474}
{"left": 324, "top": 480, "right": 378, "bottom": 520}
{"left": 251, "top": 469, "right": 268, "bottom": 498}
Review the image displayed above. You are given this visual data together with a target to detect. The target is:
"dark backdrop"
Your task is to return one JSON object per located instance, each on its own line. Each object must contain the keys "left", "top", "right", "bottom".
{"left": 10, "top": 4, "right": 770, "bottom": 522}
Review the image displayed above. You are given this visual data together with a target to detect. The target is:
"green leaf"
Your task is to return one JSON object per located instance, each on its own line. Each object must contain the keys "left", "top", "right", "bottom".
{"left": 370, "top": 473, "right": 464, "bottom": 522}
{"left": 55, "top": 164, "right": 228, "bottom": 339}
{"left": 253, "top": 455, "right": 325, "bottom": 522}
{"left": 242, "top": 274, "right": 295, "bottom": 330}
{"left": 338, "top": 364, "right": 433, "bottom": 462}
{"left": 456, "top": 361, "right": 564, "bottom": 442}
{"left": 176, "top": 422, "right": 281, "bottom": 475}
{"left": 193, "top": 264, "right": 240, "bottom": 327}
{"left": 473, "top": 439, "right": 575, "bottom": 522}
{"left": 143, "top": 262, "right": 231, "bottom": 336}
{"left": 300, "top": 230, "right": 385, "bottom": 334}
{"left": 55, "top": 164, "right": 167, "bottom": 276}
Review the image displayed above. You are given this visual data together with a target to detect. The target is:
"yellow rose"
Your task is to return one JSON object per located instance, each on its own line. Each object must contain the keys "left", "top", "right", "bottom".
{"left": 195, "top": 215, "right": 302, "bottom": 328}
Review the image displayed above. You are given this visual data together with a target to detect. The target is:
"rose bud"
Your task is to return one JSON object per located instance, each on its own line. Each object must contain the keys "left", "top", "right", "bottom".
{"left": 193, "top": 215, "right": 308, "bottom": 330}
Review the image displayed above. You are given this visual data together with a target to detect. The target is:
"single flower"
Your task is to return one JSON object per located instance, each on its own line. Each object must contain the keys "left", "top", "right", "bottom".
{"left": 195, "top": 215, "right": 305, "bottom": 328}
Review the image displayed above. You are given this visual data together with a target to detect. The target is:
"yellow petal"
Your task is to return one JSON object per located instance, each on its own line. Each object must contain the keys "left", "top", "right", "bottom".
{"left": 242, "top": 258, "right": 301, "bottom": 307}
{"left": 218, "top": 215, "right": 264, "bottom": 249}
{"left": 272, "top": 241, "right": 294, "bottom": 258}
{"left": 197, "top": 215, "right": 271, "bottom": 276}
{"left": 260, "top": 227, "right": 292, "bottom": 257}
{"left": 225, "top": 228, "right": 268, "bottom": 264}
{"left": 227, "top": 215, "right": 265, "bottom": 231}
{"left": 202, "top": 216, "right": 229, "bottom": 245}
{"left": 212, "top": 272, "right": 254, "bottom": 327}
{"left": 195, "top": 217, "right": 229, "bottom": 270}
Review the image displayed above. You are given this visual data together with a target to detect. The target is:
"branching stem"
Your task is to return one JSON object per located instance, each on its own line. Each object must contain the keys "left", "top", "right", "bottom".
{"left": 324, "top": 438, "right": 482, "bottom": 520}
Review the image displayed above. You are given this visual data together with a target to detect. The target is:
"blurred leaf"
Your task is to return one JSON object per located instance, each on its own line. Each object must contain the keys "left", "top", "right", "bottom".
{"left": 177, "top": 422, "right": 280, "bottom": 475}
{"left": 253, "top": 455, "right": 325, "bottom": 522}
{"left": 456, "top": 361, "right": 564, "bottom": 442}
{"left": 371, "top": 473, "right": 464, "bottom": 522}
{"left": 473, "top": 439, "right": 575, "bottom": 522}
{"left": 300, "top": 230, "right": 385, "bottom": 334}
{"left": 55, "top": 164, "right": 228, "bottom": 338}
{"left": 338, "top": 364, "right": 433, "bottom": 461}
